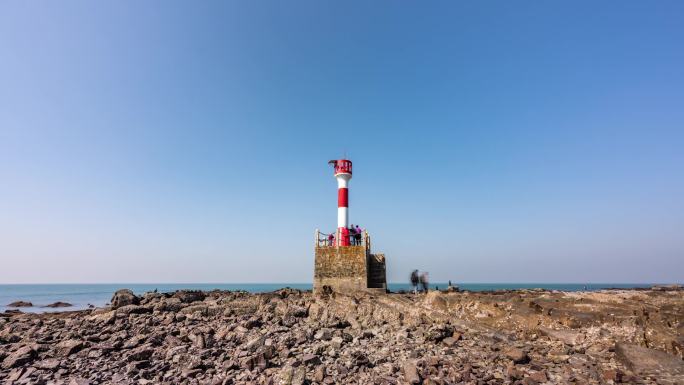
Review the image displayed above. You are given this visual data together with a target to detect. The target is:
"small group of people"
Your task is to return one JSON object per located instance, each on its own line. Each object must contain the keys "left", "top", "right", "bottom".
{"left": 325, "top": 224, "right": 365, "bottom": 246}
{"left": 410, "top": 270, "right": 429, "bottom": 294}
{"left": 348, "top": 224, "right": 364, "bottom": 245}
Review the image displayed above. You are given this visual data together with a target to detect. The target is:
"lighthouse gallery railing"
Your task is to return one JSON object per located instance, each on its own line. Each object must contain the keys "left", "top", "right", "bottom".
{"left": 315, "top": 229, "right": 370, "bottom": 250}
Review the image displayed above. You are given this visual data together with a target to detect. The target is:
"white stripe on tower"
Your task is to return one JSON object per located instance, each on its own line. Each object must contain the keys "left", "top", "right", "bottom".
{"left": 337, "top": 175, "right": 349, "bottom": 227}
{"left": 337, "top": 207, "right": 348, "bottom": 228}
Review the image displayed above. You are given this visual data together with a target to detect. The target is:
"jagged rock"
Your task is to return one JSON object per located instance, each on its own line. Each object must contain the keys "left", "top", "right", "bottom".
{"left": 403, "top": 360, "right": 421, "bottom": 384}
{"left": 116, "top": 304, "right": 151, "bottom": 315}
{"left": 173, "top": 290, "right": 206, "bottom": 303}
{"left": 0, "top": 331, "right": 20, "bottom": 344}
{"left": 56, "top": 339, "right": 84, "bottom": 357}
{"left": 280, "top": 365, "right": 306, "bottom": 385}
{"left": 301, "top": 353, "right": 321, "bottom": 366}
{"left": 506, "top": 364, "right": 523, "bottom": 380}
{"left": 331, "top": 336, "right": 344, "bottom": 349}
{"left": 122, "top": 335, "right": 145, "bottom": 349}
{"left": 426, "top": 324, "right": 453, "bottom": 342}
{"left": 423, "top": 291, "right": 448, "bottom": 312}
{"left": 289, "top": 306, "right": 308, "bottom": 317}
{"left": 239, "top": 355, "right": 255, "bottom": 370}
{"left": 35, "top": 358, "right": 61, "bottom": 370}
{"left": 352, "top": 351, "right": 370, "bottom": 366}
{"left": 504, "top": 347, "right": 529, "bottom": 364}
{"left": 314, "top": 365, "right": 325, "bottom": 382}
{"left": 111, "top": 289, "right": 140, "bottom": 309}
{"left": 292, "top": 366, "right": 306, "bottom": 385}
{"left": 615, "top": 342, "right": 684, "bottom": 376}
{"left": 601, "top": 368, "right": 621, "bottom": 382}
{"left": 314, "top": 328, "right": 332, "bottom": 341}
{"left": 155, "top": 298, "right": 185, "bottom": 313}
{"left": 538, "top": 326, "right": 583, "bottom": 346}
{"left": 6, "top": 368, "right": 25, "bottom": 382}
{"left": 69, "top": 377, "right": 90, "bottom": 385}
{"left": 1, "top": 345, "right": 36, "bottom": 369}
{"left": 180, "top": 304, "right": 210, "bottom": 315}
{"left": 127, "top": 345, "right": 154, "bottom": 362}
{"left": 88, "top": 310, "right": 116, "bottom": 324}
{"left": 442, "top": 336, "right": 459, "bottom": 346}
{"left": 245, "top": 335, "right": 266, "bottom": 351}
{"left": 279, "top": 365, "right": 295, "bottom": 384}
{"left": 528, "top": 370, "right": 547, "bottom": 382}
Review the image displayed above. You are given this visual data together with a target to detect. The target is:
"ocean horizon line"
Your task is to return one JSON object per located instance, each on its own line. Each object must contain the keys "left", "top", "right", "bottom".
{"left": 1, "top": 281, "right": 676, "bottom": 285}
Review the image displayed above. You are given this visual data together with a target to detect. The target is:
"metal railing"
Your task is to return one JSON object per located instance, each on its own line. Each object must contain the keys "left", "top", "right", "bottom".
{"left": 315, "top": 228, "right": 370, "bottom": 249}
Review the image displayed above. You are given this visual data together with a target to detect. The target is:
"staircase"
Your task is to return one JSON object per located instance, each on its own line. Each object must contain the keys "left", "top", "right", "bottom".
{"left": 367, "top": 253, "right": 387, "bottom": 290}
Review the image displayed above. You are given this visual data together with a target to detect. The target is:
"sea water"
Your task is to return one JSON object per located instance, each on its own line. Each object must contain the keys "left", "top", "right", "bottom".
{"left": 0, "top": 283, "right": 657, "bottom": 313}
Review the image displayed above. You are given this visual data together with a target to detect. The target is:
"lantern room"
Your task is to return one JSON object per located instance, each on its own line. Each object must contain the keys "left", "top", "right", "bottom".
{"left": 331, "top": 159, "right": 352, "bottom": 176}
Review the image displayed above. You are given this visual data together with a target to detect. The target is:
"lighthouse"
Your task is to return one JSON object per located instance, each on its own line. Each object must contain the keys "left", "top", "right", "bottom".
{"left": 314, "top": 159, "right": 387, "bottom": 294}
{"left": 329, "top": 159, "right": 352, "bottom": 246}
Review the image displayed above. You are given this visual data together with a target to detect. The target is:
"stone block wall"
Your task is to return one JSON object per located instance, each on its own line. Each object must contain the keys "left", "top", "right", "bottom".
{"left": 367, "top": 253, "right": 387, "bottom": 290}
{"left": 314, "top": 245, "right": 368, "bottom": 294}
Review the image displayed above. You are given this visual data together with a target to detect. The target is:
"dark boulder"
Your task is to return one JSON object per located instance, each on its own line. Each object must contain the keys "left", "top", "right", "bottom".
{"left": 173, "top": 290, "right": 206, "bottom": 303}
{"left": 110, "top": 289, "right": 140, "bottom": 309}
{"left": 45, "top": 301, "right": 73, "bottom": 308}
{"left": 7, "top": 301, "right": 33, "bottom": 307}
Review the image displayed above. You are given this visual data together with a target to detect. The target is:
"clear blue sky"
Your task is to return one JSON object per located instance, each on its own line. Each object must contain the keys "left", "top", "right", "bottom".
{"left": 1, "top": 1, "right": 682, "bottom": 284}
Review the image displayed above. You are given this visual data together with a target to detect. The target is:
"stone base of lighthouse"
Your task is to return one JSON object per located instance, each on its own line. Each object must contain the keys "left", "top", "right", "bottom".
{"left": 313, "top": 239, "right": 387, "bottom": 295}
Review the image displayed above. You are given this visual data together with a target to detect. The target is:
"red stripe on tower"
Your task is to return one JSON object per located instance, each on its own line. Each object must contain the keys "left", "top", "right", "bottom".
{"left": 338, "top": 188, "right": 348, "bottom": 208}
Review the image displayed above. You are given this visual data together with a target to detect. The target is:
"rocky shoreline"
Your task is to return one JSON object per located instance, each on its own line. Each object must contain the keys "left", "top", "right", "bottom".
{"left": 1, "top": 287, "right": 683, "bottom": 385}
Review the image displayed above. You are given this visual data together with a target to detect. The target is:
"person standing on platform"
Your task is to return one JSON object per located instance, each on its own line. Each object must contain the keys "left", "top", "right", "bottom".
{"left": 348, "top": 224, "right": 356, "bottom": 245}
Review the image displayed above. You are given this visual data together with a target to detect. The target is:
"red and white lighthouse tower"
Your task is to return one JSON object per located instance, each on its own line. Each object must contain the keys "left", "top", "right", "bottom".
{"left": 314, "top": 158, "right": 387, "bottom": 294}
{"left": 329, "top": 159, "right": 352, "bottom": 246}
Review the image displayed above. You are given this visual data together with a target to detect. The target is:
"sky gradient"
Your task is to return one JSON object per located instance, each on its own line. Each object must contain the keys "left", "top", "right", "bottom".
{"left": 1, "top": 1, "right": 683, "bottom": 284}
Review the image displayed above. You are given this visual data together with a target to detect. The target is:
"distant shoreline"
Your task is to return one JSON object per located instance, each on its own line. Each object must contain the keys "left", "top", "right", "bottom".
{"left": 2, "top": 283, "right": 677, "bottom": 314}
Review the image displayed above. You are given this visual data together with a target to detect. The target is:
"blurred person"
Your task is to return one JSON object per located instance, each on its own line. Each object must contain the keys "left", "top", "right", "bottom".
{"left": 420, "top": 272, "right": 429, "bottom": 293}
{"left": 410, "top": 270, "right": 419, "bottom": 294}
